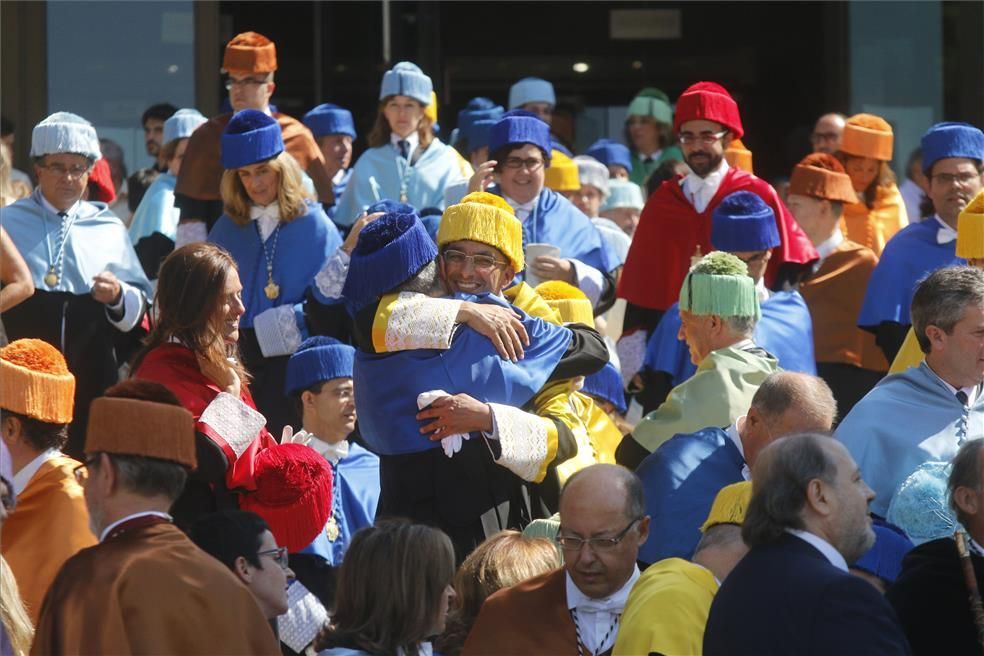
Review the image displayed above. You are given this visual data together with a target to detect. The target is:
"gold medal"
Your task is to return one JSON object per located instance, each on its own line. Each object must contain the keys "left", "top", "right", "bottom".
{"left": 264, "top": 279, "right": 280, "bottom": 300}
{"left": 44, "top": 269, "right": 58, "bottom": 287}
{"left": 325, "top": 517, "right": 340, "bottom": 542}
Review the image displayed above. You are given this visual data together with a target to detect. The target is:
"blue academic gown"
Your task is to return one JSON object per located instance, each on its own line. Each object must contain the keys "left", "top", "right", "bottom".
{"left": 333, "top": 139, "right": 466, "bottom": 226}
{"left": 636, "top": 427, "right": 746, "bottom": 565}
{"left": 836, "top": 362, "right": 984, "bottom": 517}
{"left": 858, "top": 217, "right": 962, "bottom": 329}
{"left": 325, "top": 168, "right": 352, "bottom": 222}
{"left": 129, "top": 172, "right": 179, "bottom": 244}
{"left": 643, "top": 291, "right": 816, "bottom": 386}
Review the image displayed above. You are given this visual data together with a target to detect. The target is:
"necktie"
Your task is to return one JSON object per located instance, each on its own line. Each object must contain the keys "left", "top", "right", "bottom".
{"left": 58, "top": 211, "right": 68, "bottom": 218}
{"left": 957, "top": 390, "right": 969, "bottom": 406}
{"left": 398, "top": 139, "right": 410, "bottom": 160}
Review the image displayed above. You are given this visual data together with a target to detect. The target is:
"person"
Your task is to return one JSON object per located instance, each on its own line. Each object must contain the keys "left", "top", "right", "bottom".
{"left": 452, "top": 97, "right": 504, "bottom": 162}
{"left": 463, "top": 464, "right": 649, "bottom": 656}
{"left": 888, "top": 439, "right": 984, "bottom": 654}
{"left": 435, "top": 530, "right": 561, "bottom": 656}
{"left": 617, "top": 252, "right": 779, "bottom": 469}
{"left": 614, "top": 481, "right": 752, "bottom": 656}
{"left": 787, "top": 152, "right": 888, "bottom": 415}
{"left": 581, "top": 361, "right": 631, "bottom": 434}
{"left": 333, "top": 62, "right": 471, "bottom": 226}
{"left": 314, "top": 520, "right": 456, "bottom": 656}
{"left": 128, "top": 108, "right": 208, "bottom": 279}
{"left": 617, "top": 82, "right": 817, "bottom": 383}
{"left": 0, "top": 340, "right": 94, "bottom": 624}
{"left": 31, "top": 386, "right": 280, "bottom": 655}
{"left": 131, "top": 243, "right": 276, "bottom": 525}
{"left": 810, "top": 112, "right": 846, "bottom": 154}
{"left": 835, "top": 113, "right": 908, "bottom": 256}
{"left": 1, "top": 112, "right": 151, "bottom": 457}
{"left": 542, "top": 149, "right": 581, "bottom": 200}
{"left": 99, "top": 138, "right": 130, "bottom": 222}
{"left": 838, "top": 265, "right": 984, "bottom": 518}
{"left": 586, "top": 138, "right": 633, "bottom": 181}
{"left": 900, "top": 147, "right": 928, "bottom": 223}
{"left": 174, "top": 31, "right": 333, "bottom": 243}
{"left": 0, "top": 143, "right": 31, "bottom": 207}
{"left": 1, "top": 550, "right": 33, "bottom": 656}
{"left": 207, "top": 109, "right": 343, "bottom": 433}
{"left": 303, "top": 103, "right": 356, "bottom": 222}
{"left": 724, "top": 138, "right": 754, "bottom": 173}
{"left": 858, "top": 121, "right": 984, "bottom": 362}
{"left": 469, "top": 110, "right": 619, "bottom": 310}
{"left": 508, "top": 76, "right": 556, "bottom": 125}
{"left": 0, "top": 117, "right": 32, "bottom": 196}
{"left": 635, "top": 372, "right": 837, "bottom": 564}
{"left": 140, "top": 102, "right": 178, "bottom": 172}
{"left": 0, "top": 227, "right": 33, "bottom": 314}
{"left": 575, "top": 156, "right": 631, "bottom": 267}
{"left": 702, "top": 433, "right": 910, "bottom": 655}
{"left": 640, "top": 190, "right": 816, "bottom": 413}
{"left": 624, "top": 88, "right": 683, "bottom": 186}
{"left": 284, "top": 337, "right": 379, "bottom": 566}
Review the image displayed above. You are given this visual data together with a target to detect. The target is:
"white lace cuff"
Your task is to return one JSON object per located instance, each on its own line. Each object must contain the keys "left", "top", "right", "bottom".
{"left": 616, "top": 330, "right": 647, "bottom": 387}
{"left": 105, "top": 281, "right": 146, "bottom": 333}
{"left": 488, "top": 403, "right": 550, "bottom": 482}
{"left": 199, "top": 392, "right": 267, "bottom": 458}
{"left": 569, "top": 258, "right": 604, "bottom": 307}
{"left": 174, "top": 220, "right": 208, "bottom": 248}
{"left": 381, "top": 292, "right": 461, "bottom": 352}
{"left": 253, "top": 304, "right": 307, "bottom": 358}
{"left": 277, "top": 581, "right": 329, "bottom": 654}
{"left": 314, "top": 248, "right": 350, "bottom": 301}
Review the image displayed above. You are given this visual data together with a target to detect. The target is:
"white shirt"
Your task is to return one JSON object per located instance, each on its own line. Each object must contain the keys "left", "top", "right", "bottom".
{"left": 754, "top": 277, "right": 769, "bottom": 303}
{"left": 12, "top": 448, "right": 59, "bottom": 497}
{"left": 390, "top": 131, "right": 420, "bottom": 161}
{"left": 725, "top": 419, "right": 751, "bottom": 481}
{"left": 250, "top": 202, "right": 281, "bottom": 241}
{"left": 99, "top": 510, "right": 173, "bottom": 542}
{"left": 638, "top": 149, "right": 663, "bottom": 164}
{"left": 926, "top": 361, "right": 979, "bottom": 406}
{"left": 303, "top": 431, "right": 351, "bottom": 465}
{"left": 933, "top": 214, "right": 958, "bottom": 244}
{"left": 814, "top": 228, "right": 845, "bottom": 263}
{"left": 565, "top": 566, "right": 640, "bottom": 655}
{"left": 681, "top": 160, "right": 730, "bottom": 214}
{"left": 503, "top": 194, "right": 539, "bottom": 223}
{"left": 786, "top": 528, "right": 848, "bottom": 572}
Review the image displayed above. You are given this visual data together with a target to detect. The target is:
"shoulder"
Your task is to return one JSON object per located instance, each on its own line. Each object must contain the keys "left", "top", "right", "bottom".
{"left": 635, "top": 557, "right": 718, "bottom": 598}
{"left": 346, "top": 443, "right": 380, "bottom": 465}
{"left": 352, "top": 145, "right": 391, "bottom": 170}
{"left": 645, "top": 428, "right": 730, "bottom": 465}
{"left": 189, "top": 116, "right": 227, "bottom": 141}
{"left": 833, "top": 240, "right": 879, "bottom": 266}
{"left": 483, "top": 568, "right": 564, "bottom": 612}
{"left": 880, "top": 219, "right": 939, "bottom": 253}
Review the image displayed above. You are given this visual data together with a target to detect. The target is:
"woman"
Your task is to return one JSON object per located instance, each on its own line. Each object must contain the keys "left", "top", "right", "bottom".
{"left": 836, "top": 113, "right": 908, "bottom": 256}
{"left": 207, "top": 109, "right": 343, "bottom": 434}
{"left": 332, "top": 62, "right": 472, "bottom": 226}
{"left": 129, "top": 108, "right": 208, "bottom": 278}
{"left": 316, "top": 520, "right": 456, "bottom": 656}
{"left": 131, "top": 242, "right": 275, "bottom": 527}
{"left": 435, "top": 530, "right": 560, "bottom": 656}
{"left": 624, "top": 88, "right": 683, "bottom": 187}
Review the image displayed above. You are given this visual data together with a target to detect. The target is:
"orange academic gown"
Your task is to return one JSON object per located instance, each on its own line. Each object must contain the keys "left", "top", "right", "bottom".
{"left": 0, "top": 454, "right": 96, "bottom": 624}
{"left": 840, "top": 184, "right": 908, "bottom": 257}
{"left": 32, "top": 519, "right": 279, "bottom": 655}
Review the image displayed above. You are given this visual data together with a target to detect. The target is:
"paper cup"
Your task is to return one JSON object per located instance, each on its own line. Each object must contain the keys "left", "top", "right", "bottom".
{"left": 524, "top": 243, "right": 561, "bottom": 287}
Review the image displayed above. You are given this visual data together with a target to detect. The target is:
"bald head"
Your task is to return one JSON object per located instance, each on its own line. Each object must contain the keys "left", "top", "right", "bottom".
{"left": 811, "top": 113, "right": 846, "bottom": 154}
{"left": 560, "top": 463, "right": 644, "bottom": 522}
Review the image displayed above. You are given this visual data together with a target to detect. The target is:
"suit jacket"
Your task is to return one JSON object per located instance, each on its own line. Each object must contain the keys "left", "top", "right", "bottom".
{"left": 703, "top": 532, "right": 910, "bottom": 656}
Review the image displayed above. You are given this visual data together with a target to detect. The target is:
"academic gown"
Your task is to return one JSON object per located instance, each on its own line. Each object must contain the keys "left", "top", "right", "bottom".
{"left": 32, "top": 518, "right": 279, "bottom": 656}
{"left": 325, "top": 168, "right": 352, "bottom": 222}
{"left": 840, "top": 184, "right": 908, "bottom": 257}
{"left": 857, "top": 217, "right": 962, "bottom": 362}
{"left": 836, "top": 362, "right": 984, "bottom": 517}
{"left": 629, "top": 146, "right": 684, "bottom": 186}
{"left": 1, "top": 191, "right": 151, "bottom": 457}
{"left": 635, "top": 427, "right": 746, "bottom": 565}
{"left": 333, "top": 139, "right": 471, "bottom": 226}
{"left": 128, "top": 171, "right": 178, "bottom": 278}
{"left": 0, "top": 455, "right": 96, "bottom": 624}
{"left": 208, "top": 201, "right": 342, "bottom": 434}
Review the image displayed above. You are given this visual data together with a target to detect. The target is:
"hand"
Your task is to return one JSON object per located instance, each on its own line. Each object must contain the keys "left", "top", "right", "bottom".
{"left": 342, "top": 211, "right": 384, "bottom": 254}
{"left": 416, "top": 393, "right": 493, "bottom": 438}
{"left": 197, "top": 354, "right": 241, "bottom": 399}
{"left": 530, "top": 255, "right": 576, "bottom": 284}
{"left": 690, "top": 245, "right": 703, "bottom": 267}
{"left": 468, "top": 160, "right": 497, "bottom": 193}
{"left": 91, "top": 271, "right": 122, "bottom": 305}
{"left": 281, "top": 425, "right": 312, "bottom": 446}
{"left": 457, "top": 302, "right": 529, "bottom": 361}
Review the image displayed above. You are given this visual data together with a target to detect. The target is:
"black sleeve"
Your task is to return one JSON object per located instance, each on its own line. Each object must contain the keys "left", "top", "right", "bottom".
{"left": 770, "top": 260, "right": 814, "bottom": 291}
{"left": 133, "top": 232, "right": 176, "bottom": 279}
{"left": 872, "top": 321, "right": 909, "bottom": 364}
{"left": 547, "top": 325, "right": 608, "bottom": 382}
{"left": 174, "top": 192, "right": 224, "bottom": 232}
{"left": 615, "top": 433, "right": 651, "bottom": 470}
{"left": 633, "top": 369, "right": 675, "bottom": 415}
{"left": 303, "top": 289, "right": 354, "bottom": 343}
{"left": 593, "top": 268, "right": 618, "bottom": 316}
{"left": 622, "top": 302, "right": 665, "bottom": 337}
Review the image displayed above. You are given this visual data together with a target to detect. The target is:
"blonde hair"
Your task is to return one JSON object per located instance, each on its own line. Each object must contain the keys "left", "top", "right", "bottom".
{"left": 0, "top": 146, "right": 31, "bottom": 207}
{"left": 368, "top": 98, "right": 435, "bottom": 150}
{"left": 0, "top": 556, "right": 33, "bottom": 656}
{"left": 219, "top": 151, "right": 311, "bottom": 225}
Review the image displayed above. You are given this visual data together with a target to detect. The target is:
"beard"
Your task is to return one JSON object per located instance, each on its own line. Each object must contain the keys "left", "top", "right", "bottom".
{"left": 685, "top": 149, "right": 724, "bottom": 178}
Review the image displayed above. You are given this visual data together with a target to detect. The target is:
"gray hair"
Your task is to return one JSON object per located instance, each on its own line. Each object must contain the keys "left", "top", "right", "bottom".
{"left": 96, "top": 453, "right": 188, "bottom": 502}
{"left": 723, "top": 314, "right": 757, "bottom": 338}
{"left": 694, "top": 523, "right": 744, "bottom": 555}
{"left": 561, "top": 464, "right": 645, "bottom": 521}
{"left": 949, "top": 439, "right": 984, "bottom": 526}
{"left": 390, "top": 259, "right": 442, "bottom": 297}
{"left": 912, "top": 266, "right": 984, "bottom": 354}
{"left": 751, "top": 372, "right": 838, "bottom": 429}
{"left": 741, "top": 433, "right": 838, "bottom": 547}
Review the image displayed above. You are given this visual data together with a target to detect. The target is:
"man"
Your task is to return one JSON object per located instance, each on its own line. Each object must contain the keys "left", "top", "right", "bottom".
{"left": 789, "top": 152, "right": 888, "bottom": 416}
{"left": 614, "top": 482, "right": 752, "bottom": 656}
{"left": 141, "top": 102, "right": 177, "bottom": 171}
{"left": 641, "top": 190, "right": 816, "bottom": 412}
{"left": 703, "top": 434, "right": 910, "bottom": 655}
{"left": 32, "top": 383, "right": 279, "bottom": 654}
{"left": 888, "top": 439, "right": 984, "bottom": 654}
{"left": 0, "top": 339, "right": 95, "bottom": 623}
{"left": 635, "top": 372, "right": 836, "bottom": 565}
{"left": 858, "top": 121, "right": 984, "bottom": 362}
{"left": 303, "top": 103, "right": 356, "bottom": 222}
{"left": 900, "top": 147, "right": 928, "bottom": 223}
{"left": 463, "top": 464, "right": 649, "bottom": 656}
{"left": 616, "top": 252, "right": 779, "bottom": 469}
{"left": 810, "top": 112, "right": 847, "bottom": 154}
{"left": 508, "top": 77, "right": 555, "bottom": 125}
{"left": 617, "top": 81, "right": 817, "bottom": 382}
{"left": 838, "top": 265, "right": 984, "bottom": 518}
{"left": 1, "top": 112, "right": 151, "bottom": 457}
{"left": 174, "top": 31, "right": 333, "bottom": 243}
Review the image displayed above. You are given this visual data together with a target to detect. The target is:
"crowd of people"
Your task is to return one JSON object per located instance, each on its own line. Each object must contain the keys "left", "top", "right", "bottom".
{"left": 1, "top": 28, "right": 984, "bottom": 656}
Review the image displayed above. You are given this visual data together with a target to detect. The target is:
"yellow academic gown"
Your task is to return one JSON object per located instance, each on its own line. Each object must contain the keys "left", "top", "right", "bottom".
{"left": 889, "top": 328, "right": 924, "bottom": 373}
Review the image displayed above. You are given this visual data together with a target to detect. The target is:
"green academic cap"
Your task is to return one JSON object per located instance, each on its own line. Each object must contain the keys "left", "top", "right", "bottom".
{"left": 679, "top": 251, "right": 760, "bottom": 320}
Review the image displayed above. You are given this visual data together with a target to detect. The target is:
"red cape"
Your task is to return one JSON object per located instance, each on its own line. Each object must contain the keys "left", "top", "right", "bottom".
{"left": 618, "top": 168, "right": 818, "bottom": 312}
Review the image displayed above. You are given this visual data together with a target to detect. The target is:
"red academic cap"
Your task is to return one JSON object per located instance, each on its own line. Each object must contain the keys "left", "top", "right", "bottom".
{"left": 674, "top": 82, "right": 744, "bottom": 140}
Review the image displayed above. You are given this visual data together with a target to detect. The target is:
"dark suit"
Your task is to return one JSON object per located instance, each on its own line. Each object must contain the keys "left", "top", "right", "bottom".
{"left": 704, "top": 532, "right": 910, "bottom": 655}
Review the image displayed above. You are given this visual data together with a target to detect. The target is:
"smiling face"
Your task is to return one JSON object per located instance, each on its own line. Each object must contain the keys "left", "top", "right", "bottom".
{"left": 236, "top": 159, "right": 280, "bottom": 207}
{"left": 216, "top": 268, "right": 246, "bottom": 344}
{"left": 438, "top": 240, "right": 515, "bottom": 296}
{"left": 382, "top": 95, "right": 424, "bottom": 139}
{"left": 498, "top": 144, "right": 546, "bottom": 205}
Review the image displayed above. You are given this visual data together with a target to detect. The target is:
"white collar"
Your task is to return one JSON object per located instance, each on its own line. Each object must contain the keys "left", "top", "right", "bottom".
{"left": 786, "top": 529, "right": 849, "bottom": 572}
{"left": 729, "top": 338, "right": 756, "bottom": 352}
{"left": 39, "top": 192, "right": 81, "bottom": 217}
{"left": 99, "top": 510, "right": 173, "bottom": 542}
{"left": 304, "top": 431, "right": 351, "bottom": 465}
{"left": 925, "top": 361, "right": 979, "bottom": 405}
{"left": 250, "top": 203, "right": 281, "bottom": 241}
{"left": 390, "top": 131, "right": 420, "bottom": 154}
{"left": 726, "top": 419, "right": 751, "bottom": 481}
{"left": 565, "top": 566, "right": 640, "bottom": 612}
{"left": 12, "top": 448, "right": 59, "bottom": 497}
{"left": 639, "top": 149, "right": 663, "bottom": 162}
{"left": 504, "top": 194, "right": 540, "bottom": 222}
{"left": 815, "top": 228, "right": 845, "bottom": 261}
{"left": 754, "top": 277, "right": 770, "bottom": 302}
{"left": 681, "top": 159, "right": 730, "bottom": 190}
{"left": 933, "top": 215, "right": 958, "bottom": 244}
{"left": 332, "top": 168, "right": 347, "bottom": 185}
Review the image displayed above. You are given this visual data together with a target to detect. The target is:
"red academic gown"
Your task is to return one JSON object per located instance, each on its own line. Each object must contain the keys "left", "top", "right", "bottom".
{"left": 618, "top": 169, "right": 818, "bottom": 326}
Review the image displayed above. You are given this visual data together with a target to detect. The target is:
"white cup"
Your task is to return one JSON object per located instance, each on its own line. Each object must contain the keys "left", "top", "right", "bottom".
{"left": 524, "top": 243, "right": 561, "bottom": 287}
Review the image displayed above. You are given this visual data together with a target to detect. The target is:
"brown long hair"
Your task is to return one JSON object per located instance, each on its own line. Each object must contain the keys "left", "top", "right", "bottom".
{"left": 834, "top": 152, "right": 896, "bottom": 209}
{"left": 316, "top": 520, "right": 455, "bottom": 656}
{"left": 219, "top": 151, "right": 311, "bottom": 225}
{"left": 367, "top": 98, "right": 435, "bottom": 150}
{"left": 132, "top": 243, "right": 250, "bottom": 384}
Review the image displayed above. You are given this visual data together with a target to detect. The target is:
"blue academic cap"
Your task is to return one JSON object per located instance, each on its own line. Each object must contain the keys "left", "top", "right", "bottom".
{"left": 711, "top": 191, "right": 780, "bottom": 252}
{"left": 220, "top": 109, "right": 284, "bottom": 169}
{"left": 303, "top": 103, "right": 356, "bottom": 139}
{"left": 285, "top": 336, "right": 355, "bottom": 396}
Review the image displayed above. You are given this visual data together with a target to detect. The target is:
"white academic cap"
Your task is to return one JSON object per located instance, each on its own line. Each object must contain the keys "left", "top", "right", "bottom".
{"left": 508, "top": 77, "right": 556, "bottom": 110}
{"left": 574, "top": 155, "right": 610, "bottom": 199}
{"left": 163, "top": 108, "right": 208, "bottom": 145}
{"left": 30, "top": 111, "right": 101, "bottom": 161}
{"left": 602, "top": 179, "right": 646, "bottom": 211}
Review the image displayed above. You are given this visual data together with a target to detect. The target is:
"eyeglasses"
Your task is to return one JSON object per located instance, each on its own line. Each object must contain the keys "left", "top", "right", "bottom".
{"left": 678, "top": 130, "right": 729, "bottom": 146}
{"left": 931, "top": 172, "right": 981, "bottom": 187}
{"left": 72, "top": 456, "right": 100, "bottom": 485}
{"left": 41, "top": 163, "right": 90, "bottom": 179}
{"left": 257, "top": 546, "right": 290, "bottom": 570}
{"left": 224, "top": 76, "right": 270, "bottom": 90}
{"left": 442, "top": 249, "right": 507, "bottom": 271}
{"left": 735, "top": 251, "right": 769, "bottom": 265}
{"left": 811, "top": 131, "right": 840, "bottom": 143}
{"left": 502, "top": 157, "right": 545, "bottom": 171}
{"left": 556, "top": 518, "right": 642, "bottom": 553}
